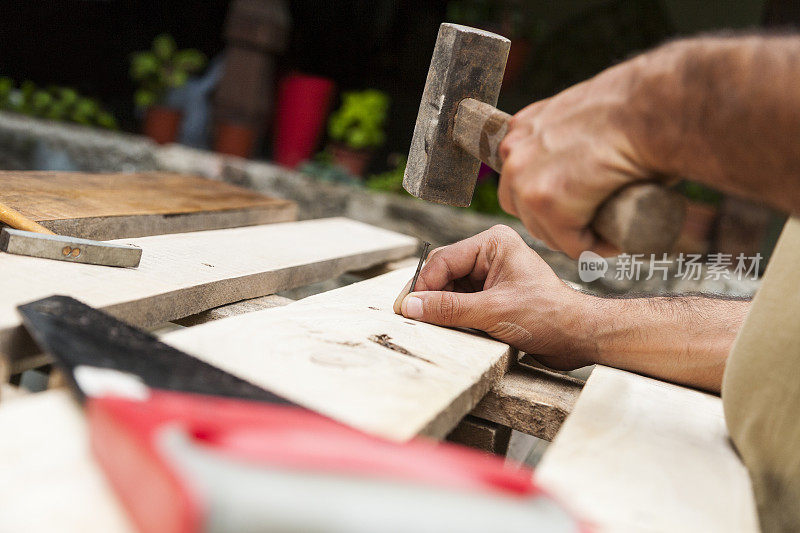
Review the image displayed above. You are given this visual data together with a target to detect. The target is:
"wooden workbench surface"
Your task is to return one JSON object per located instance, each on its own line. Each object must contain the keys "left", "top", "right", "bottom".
{"left": 0, "top": 171, "right": 297, "bottom": 239}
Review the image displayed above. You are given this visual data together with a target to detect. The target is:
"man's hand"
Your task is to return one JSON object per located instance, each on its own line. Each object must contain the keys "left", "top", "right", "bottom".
{"left": 497, "top": 36, "right": 800, "bottom": 257}
{"left": 498, "top": 59, "right": 652, "bottom": 259}
{"left": 393, "top": 225, "right": 749, "bottom": 392}
{"left": 394, "top": 225, "right": 596, "bottom": 370}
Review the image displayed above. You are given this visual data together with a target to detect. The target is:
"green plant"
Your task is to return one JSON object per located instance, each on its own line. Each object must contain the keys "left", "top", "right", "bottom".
{"left": 366, "top": 155, "right": 406, "bottom": 193}
{"left": 676, "top": 180, "right": 723, "bottom": 206}
{"left": 130, "top": 34, "right": 206, "bottom": 108}
{"left": 0, "top": 78, "right": 118, "bottom": 129}
{"left": 327, "top": 90, "right": 389, "bottom": 150}
{"left": 468, "top": 178, "right": 507, "bottom": 216}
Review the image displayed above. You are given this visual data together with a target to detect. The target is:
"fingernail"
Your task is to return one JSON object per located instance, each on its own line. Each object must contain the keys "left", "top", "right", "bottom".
{"left": 403, "top": 296, "right": 423, "bottom": 319}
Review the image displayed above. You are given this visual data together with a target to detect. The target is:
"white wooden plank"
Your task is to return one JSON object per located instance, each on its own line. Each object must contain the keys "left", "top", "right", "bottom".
{"left": 0, "top": 218, "right": 416, "bottom": 372}
{"left": 163, "top": 267, "right": 515, "bottom": 442}
{"left": 0, "top": 390, "right": 134, "bottom": 533}
{"left": 535, "top": 366, "right": 759, "bottom": 533}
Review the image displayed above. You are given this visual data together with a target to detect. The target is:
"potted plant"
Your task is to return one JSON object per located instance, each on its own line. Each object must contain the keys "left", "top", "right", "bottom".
{"left": 130, "top": 34, "right": 206, "bottom": 144}
{"left": 326, "top": 89, "right": 389, "bottom": 177}
{"left": 675, "top": 180, "right": 723, "bottom": 254}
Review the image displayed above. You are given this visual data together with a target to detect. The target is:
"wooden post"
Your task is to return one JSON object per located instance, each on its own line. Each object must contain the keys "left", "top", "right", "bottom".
{"left": 214, "top": 0, "right": 290, "bottom": 156}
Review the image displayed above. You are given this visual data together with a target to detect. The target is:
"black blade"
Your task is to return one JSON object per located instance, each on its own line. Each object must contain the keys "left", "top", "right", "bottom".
{"left": 18, "top": 295, "right": 293, "bottom": 405}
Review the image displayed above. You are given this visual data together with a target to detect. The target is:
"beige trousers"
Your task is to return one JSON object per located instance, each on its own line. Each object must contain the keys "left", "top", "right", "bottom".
{"left": 723, "top": 217, "right": 800, "bottom": 533}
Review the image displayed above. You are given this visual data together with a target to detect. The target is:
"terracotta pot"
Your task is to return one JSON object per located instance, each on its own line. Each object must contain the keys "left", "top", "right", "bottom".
{"left": 143, "top": 106, "right": 182, "bottom": 144}
{"left": 329, "top": 143, "right": 372, "bottom": 177}
{"left": 214, "top": 121, "right": 257, "bottom": 158}
{"left": 675, "top": 201, "right": 719, "bottom": 255}
{"left": 272, "top": 73, "right": 336, "bottom": 168}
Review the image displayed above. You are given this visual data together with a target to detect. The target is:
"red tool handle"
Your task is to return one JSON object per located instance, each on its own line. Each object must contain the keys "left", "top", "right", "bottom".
{"left": 87, "top": 391, "right": 586, "bottom": 533}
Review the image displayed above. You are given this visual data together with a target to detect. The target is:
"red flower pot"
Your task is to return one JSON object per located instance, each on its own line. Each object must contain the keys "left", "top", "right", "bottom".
{"left": 272, "top": 73, "right": 335, "bottom": 168}
{"left": 214, "top": 121, "right": 257, "bottom": 158}
{"left": 143, "top": 106, "right": 182, "bottom": 144}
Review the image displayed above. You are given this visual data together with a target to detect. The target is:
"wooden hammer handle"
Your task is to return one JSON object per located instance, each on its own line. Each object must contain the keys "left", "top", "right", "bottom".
{"left": 454, "top": 98, "right": 685, "bottom": 254}
{"left": 0, "top": 202, "right": 56, "bottom": 234}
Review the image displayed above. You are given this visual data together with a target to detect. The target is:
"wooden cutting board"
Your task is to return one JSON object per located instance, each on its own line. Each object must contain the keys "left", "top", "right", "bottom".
{"left": 0, "top": 171, "right": 297, "bottom": 239}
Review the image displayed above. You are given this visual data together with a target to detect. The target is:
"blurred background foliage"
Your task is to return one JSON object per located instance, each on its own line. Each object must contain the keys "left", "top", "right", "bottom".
{"left": 0, "top": 0, "right": 779, "bottom": 215}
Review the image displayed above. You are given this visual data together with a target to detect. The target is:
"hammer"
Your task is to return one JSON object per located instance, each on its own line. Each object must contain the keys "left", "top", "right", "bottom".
{"left": 404, "top": 23, "right": 685, "bottom": 254}
{"left": 0, "top": 202, "right": 142, "bottom": 267}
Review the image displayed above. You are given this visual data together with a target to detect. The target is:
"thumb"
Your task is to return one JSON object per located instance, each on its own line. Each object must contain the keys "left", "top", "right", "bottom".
{"left": 399, "top": 290, "right": 489, "bottom": 329}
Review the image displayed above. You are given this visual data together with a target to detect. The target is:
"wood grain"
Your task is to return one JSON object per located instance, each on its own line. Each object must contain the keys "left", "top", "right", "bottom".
{"left": 162, "top": 267, "right": 516, "bottom": 441}
{"left": 0, "top": 390, "right": 134, "bottom": 532}
{"left": 470, "top": 366, "right": 583, "bottom": 441}
{"left": 0, "top": 171, "right": 297, "bottom": 239}
{"left": 0, "top": 218, "right": 416, "bottom": 374}
{"left": 535, "top": 366, "right": 759, "bottom": 532}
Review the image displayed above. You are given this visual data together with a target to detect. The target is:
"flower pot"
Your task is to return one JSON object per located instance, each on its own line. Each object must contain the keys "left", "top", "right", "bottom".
{"left": 214, "top": 121, "right": 257, "bottom": 158}
{"left": 329, "top": 143, "right": 372, "bottom": 177}
{"left": 675, "top": 201, "right": 719, "bottom": 255}
{"left": 272, "top": 73, "right": 335, "bottom": 168}
{"left": 143, "top": 106, "right": 182, "bottom": 144}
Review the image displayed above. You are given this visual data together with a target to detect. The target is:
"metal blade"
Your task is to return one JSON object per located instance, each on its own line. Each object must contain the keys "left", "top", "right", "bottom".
{"left": 17, "top": 295, "right": 291, "bottom": 405}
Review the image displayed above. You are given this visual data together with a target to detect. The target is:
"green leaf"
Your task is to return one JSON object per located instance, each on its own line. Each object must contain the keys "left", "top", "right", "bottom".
{"left": 130, "top": 51, "right": 159, "bottom": 80}
{"left": 152, "top": 34, "right": 177, "bottom": 61}
{"left": 173, "top": 49, "right": 206, "bottom": 73}
{"left": 134, "top": 89, "right": 157, "bottom": 108}
{"left": 166, "top": 70, "right": 188, "bottom": 88}
{"left": 96, "top": 111, "right": 118, "bottom": 129}
{"left": 30, "top": 91, "right": 52, "bottom": 115}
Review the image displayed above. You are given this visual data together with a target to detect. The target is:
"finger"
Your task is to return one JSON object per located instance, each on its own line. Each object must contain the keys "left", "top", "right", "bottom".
{"left": 414, "top": 234, "right": 493, "bottom": 292}
{"left": 393, "top": 277, "right": 413, "bottom": 314}
{"left": 399, "top": 290, "right": 491, "bottom": 330}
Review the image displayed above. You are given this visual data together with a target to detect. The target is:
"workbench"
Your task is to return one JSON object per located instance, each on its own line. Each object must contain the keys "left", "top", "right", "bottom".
{"left": 0, "top": 171, "right": 759, "bottom": 532}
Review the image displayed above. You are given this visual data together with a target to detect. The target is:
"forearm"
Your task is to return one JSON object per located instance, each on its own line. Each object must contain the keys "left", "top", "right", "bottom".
{"left": 574, "top": 294, "right": 750, "bottom": 393}
{"left": 625, "top": 36, "right": 800, "bottom": 214}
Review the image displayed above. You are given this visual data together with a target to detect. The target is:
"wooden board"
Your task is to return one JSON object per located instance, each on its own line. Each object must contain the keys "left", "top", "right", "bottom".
{"left": 162, "top": 267, "right": 516, "bottom": 441}
{"left": 535, "top": 366, "right": 759, "bottom": 532}
{"left": 471, "top": 366, "right": 583, "bottom": 441}
{"left": 0, "top": 218, "right": 416, "bottom": 374}
{"left": 0, "top": 171, "right": 297, "bottom": 239}
{"left": 0, "top": 390, "right": 134, "bottom": 532}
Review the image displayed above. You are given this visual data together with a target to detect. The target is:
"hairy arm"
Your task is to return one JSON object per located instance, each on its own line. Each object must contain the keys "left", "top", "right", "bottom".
{"left": 626, "top": 35, "right": 800, "bottom": 213}
{"left": 560, "top": 294, "right": 750, "bottom": 393}
{"left": 396, "top": 225, "right": 749, "bottom": 394}
{"left": 498, "top": 34, "right": 800, "bottom": 256}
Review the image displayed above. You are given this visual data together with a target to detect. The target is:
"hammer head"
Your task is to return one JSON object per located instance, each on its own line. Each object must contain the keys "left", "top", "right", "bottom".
{"left": 0, "top": 228, "right": 142, "bottom": 268}
{"left": 404, "top": 23, "right": 510, "bottom": 207}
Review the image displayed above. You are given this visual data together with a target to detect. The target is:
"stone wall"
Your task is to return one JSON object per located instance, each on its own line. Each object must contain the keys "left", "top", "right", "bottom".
{"left": 0, "top": 111, "right": 758, "bottom": 297}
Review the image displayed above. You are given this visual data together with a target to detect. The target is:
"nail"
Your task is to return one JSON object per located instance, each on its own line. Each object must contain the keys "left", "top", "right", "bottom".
{"left": 403, "top": 296, "right": 424, "bottom": 319}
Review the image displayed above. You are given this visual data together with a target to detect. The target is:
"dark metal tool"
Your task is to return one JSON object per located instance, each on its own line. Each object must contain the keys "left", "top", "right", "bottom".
{"left": 404, "top": 23, "right": 685, "bottom": 254}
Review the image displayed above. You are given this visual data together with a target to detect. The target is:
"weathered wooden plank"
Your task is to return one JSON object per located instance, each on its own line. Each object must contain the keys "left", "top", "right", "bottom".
{"left": 171, "top": 286, "right": 579, "bottom": 444}
{"left": 446, "top": 415, "right": 511, "bottom": 455}
{"left": 535, "top": 366, "right": 759, "bottom": 532}
{"left": 163, "top": 267, "right": 516, "bottom": 441}
{"left": 0, "top": 171, "right": 297, "bottom": 239}
{"left": 173, "top": 294, "right": 295, "bottom": 327}
{"left": 0, "top": 390, "right": 134, "bottom": 532}
{"left": 0, "top": 218, "right": 416, "bottom": 374}
{"left": 470, "top": 366, "right": 583, "bottom": 441}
